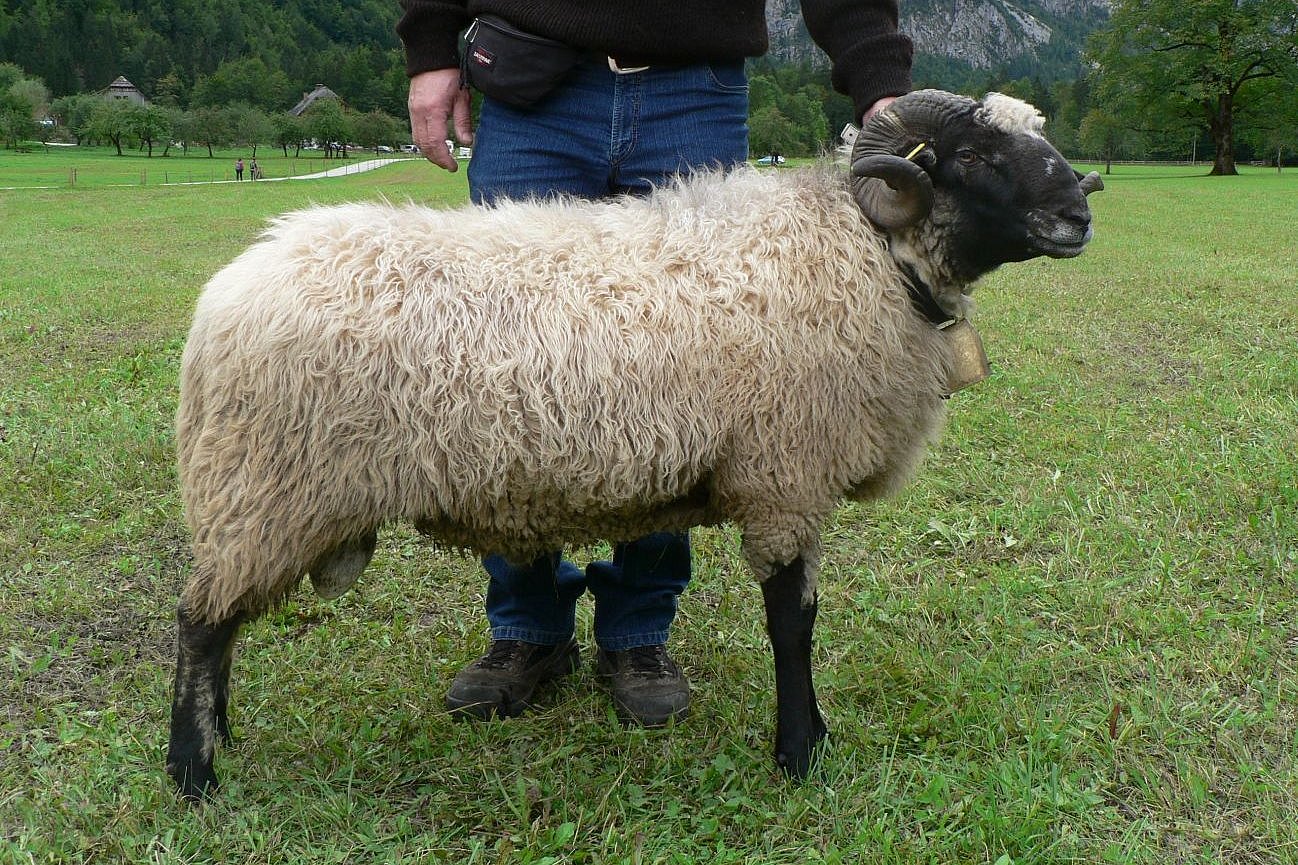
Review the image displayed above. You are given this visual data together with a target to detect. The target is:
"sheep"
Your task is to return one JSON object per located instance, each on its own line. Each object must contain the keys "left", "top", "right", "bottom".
{"left": 166, "top": 89, "right": 1102, "bottom": 800}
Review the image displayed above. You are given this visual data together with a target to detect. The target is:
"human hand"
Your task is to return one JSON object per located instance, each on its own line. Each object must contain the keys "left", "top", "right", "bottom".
{"left": 408, "top": 69, "right": 474, "bottom": 171}
{"left": 862, "top": 96, "right": 898, "bottom": 126}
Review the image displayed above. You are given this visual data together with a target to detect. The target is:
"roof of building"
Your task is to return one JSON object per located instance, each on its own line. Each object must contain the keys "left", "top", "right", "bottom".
{"left": 289, "top": 84, "right": 340, "bottom": 117}
{"left": 101, "top": 76, "right": 148, "bottom": 104}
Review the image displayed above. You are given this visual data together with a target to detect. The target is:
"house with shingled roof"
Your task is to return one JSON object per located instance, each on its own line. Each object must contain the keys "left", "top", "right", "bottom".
{"left": 100, "top": 76, "right": 147, "bottom": 105}
{"left": 289, "top": 84, "right": 340, "bottom": 117}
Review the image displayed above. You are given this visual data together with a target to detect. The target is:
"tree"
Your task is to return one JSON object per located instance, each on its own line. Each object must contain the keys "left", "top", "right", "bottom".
{"left": 187, "top": 106, "right": 235, "bottom": 157}
{"left": 227, "top": 103, "right": 274, "bottom": 157}
{"left": 0, "top": 63, "right": 47, "bottom": 147}
{"left": 749, "top": 105, "right": 800, "bottom": 159}
{"left": 1239, "top": 77, "right": 1298, "bottom": 170}
{"left": 1079, "top": 108, "right": 1140, "bottom": 173}
{"left": 1047, "top": 78, "right": 1091, "bottom": 157}
{"left": 131, "top": 104, "right": 174, "bottom": 157}
{"left": 50, "top": 93, "right": 101, "bottom": 144}
{"left": 191, "top": 58, "right": 293, "bottom": 112}
{"left": 87, "top": 98, "right": 135, "bottom": 155}
{"left": 0, "top": 87, "right": 34, "bottom": 147}
{"left": 746, "top": 66, "right": 836, "bottom": 157}
{"left": 153, "top": 70, "right": 188, "bottom": 109}
{"left": 1086, "top": 0, "right": 1298, "bottom": 175}
{"left": 353, "top": 109, "right": 406, "bottom": 152}
{"left": 172, "top": 110, "right": 205, "bottom": 156}
{"left": 304, "top": 98, "right": 353, "bottom": 158}
{"left": 272, "top": 112, "right": 304, "bottom": 157}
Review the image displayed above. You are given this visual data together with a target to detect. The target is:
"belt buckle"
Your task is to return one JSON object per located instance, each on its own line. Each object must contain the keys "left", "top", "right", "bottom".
{"left": 608, "top": 56, "right": 650, "bottom": 74}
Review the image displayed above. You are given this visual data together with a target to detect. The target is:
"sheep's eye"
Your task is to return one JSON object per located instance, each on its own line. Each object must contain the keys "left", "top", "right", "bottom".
{"left": 955, "top": 149, "right": 980, "bottom": 166}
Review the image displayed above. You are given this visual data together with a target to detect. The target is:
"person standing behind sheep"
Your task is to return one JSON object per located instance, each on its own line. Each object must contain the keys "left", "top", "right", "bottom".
{"left": 397, "top": 1, "right": 913, "bottom": 728}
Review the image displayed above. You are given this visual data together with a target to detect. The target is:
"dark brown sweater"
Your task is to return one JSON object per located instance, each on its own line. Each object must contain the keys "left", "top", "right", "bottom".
{"left": 396, "top": 1, "right": 912, "bottom": 117}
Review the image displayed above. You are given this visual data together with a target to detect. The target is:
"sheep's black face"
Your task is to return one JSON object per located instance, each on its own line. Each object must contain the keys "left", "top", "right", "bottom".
{"left": 931, "top": 124, "right": 1094, "bottom": 277}
{"left": 852, "top": 90, "right": 1102, "bottom": 288}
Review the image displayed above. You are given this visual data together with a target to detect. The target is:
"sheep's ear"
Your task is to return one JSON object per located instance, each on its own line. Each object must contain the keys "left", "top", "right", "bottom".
{"left": 850, "top": 154, "right": 935, "bottom": 229}
{"left": 1076, "top": 170, "right": 1104, "bottom": 196}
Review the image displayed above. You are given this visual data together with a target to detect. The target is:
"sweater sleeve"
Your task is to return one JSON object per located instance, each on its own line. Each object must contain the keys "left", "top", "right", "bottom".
{"left": 800, "top": 0, "right": 913, "bottom": 118}
{"left": 397, "top": 0, "right": 471, "bottom": 76}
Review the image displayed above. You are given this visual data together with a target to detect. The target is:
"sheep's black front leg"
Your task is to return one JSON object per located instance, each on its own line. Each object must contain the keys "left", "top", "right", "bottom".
{"left": 761, "top": 557, "right": 827, "bottom": 778}
{"left": 166, "top": 603, "right": 243, "bottom": 802}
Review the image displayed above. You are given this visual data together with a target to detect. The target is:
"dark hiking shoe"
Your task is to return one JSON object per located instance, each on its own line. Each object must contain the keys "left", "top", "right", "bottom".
{"left": 596, "top": 644, "right": 691, "bottom": 727}
{"left": 446, "top": 639, "right": 581, "bottom": 720}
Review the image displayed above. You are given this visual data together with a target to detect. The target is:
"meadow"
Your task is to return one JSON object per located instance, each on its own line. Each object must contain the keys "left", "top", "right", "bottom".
{"left": 0, "top": 145, "right": 422, "bottom": 189}
{"left": 1, "top": 156, "right": 1295, "bottom": 864}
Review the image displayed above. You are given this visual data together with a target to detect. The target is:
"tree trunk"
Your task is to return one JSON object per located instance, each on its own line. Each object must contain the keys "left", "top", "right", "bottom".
{"left": 1208, "top": 93, "right": 1237, "bottom": 176}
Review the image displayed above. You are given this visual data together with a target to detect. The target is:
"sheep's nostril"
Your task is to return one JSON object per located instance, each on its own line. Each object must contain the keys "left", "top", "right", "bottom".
{"left": 1061, "top": 205, "right": 1091, "bottom": 231}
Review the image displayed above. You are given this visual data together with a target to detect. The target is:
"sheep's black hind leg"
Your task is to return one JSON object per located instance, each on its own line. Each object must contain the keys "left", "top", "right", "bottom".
{"left": 166, "top": 603, "right": 243, "bottom": 802}
{"left": 213, "top": 628, "right": 237, "bottom": 745}
{"left": 761, "top": 557, "right": 828, "bottom": 779}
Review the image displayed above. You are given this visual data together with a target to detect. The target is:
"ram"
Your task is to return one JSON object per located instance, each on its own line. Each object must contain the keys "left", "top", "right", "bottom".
{"left": 167, "top": 90, "right": 1102, "bottom": 799}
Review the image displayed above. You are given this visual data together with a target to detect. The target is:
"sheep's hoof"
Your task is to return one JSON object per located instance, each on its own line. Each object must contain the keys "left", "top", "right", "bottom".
{"left": 308, "top": 531, "right": 377, "bottom": 599}
{"left": 168, "top": 756, "right": 219, "bottom": 804}
{"left": 775, "top": 726, "right": 829, "bottom": 781}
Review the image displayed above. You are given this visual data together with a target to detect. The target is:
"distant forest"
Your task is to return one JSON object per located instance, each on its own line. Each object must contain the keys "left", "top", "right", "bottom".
{"left": 0, "top": 0, "right": 410, "bottom": 115}
{"left": 3, "top": 0, "right": 1087, "bottom": 116}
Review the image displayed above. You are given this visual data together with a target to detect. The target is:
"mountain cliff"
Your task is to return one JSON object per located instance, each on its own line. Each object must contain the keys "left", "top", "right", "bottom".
{"left": 767, "top": 0, "right": 1109, "bottom": 84}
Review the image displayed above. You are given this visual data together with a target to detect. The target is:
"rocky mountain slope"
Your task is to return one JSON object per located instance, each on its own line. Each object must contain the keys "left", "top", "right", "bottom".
{"left": 767, "top": 0, "right": 1110, "bottom": 82}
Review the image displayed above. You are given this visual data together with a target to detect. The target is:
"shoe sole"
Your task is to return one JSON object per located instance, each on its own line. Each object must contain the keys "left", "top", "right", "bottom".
{"left": 608, "top": 698, "right": 690, "bottom": 728}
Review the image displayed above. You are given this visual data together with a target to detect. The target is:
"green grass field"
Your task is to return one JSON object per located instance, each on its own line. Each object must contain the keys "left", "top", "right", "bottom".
{"left": 1, "top": 161, "right": 1295, "bottom": 864}
{"left": 0, "top": 144, "right": 424, "bottom": 189}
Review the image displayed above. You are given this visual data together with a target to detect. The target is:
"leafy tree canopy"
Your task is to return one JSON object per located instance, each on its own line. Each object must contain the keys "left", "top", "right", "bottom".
{"left": 1085, "top": 0, "right": 1298, "bottom": 174}
{"left": 0, "top": 0, "right": 407, "bottom": 115}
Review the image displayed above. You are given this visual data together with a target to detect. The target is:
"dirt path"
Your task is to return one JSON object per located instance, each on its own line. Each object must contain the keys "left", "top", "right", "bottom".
{"left": 168, "top": 157, "right": 416, "bottom": 185}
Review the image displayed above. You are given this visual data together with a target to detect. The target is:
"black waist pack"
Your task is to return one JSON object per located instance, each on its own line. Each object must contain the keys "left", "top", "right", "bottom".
{"left": 461, "top": 15, "right": 582, "bottom": 108}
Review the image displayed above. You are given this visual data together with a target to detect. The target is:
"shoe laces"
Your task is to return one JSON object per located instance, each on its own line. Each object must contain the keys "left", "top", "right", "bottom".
{"left": 625, "top": 644, "right": 672, "bottom": 678}
{"left": 477, "top": 640, "right": 523, "bottom": 670}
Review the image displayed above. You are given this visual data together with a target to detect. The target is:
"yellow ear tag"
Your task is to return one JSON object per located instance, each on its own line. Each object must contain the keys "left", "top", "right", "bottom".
{"left": 905, "top": 142, "right": 927, "bottom": 161}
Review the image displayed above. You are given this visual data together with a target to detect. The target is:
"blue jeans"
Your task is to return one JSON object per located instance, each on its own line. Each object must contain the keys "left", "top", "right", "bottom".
{"left": 470, "top": 57, "right": 749, "bottom": 652}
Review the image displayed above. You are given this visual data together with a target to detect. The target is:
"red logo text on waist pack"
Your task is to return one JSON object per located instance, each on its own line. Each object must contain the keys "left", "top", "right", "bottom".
{"left": 471, "top": 47, "right": 495, "bottom": 68}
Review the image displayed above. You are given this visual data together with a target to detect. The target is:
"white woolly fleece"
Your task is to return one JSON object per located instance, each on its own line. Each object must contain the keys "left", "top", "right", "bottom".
{"left": 178, "top": 167, "right": 952, "bottom": 622}
{"left": 977, "top": 92, "right": 1046, "bottom": 138}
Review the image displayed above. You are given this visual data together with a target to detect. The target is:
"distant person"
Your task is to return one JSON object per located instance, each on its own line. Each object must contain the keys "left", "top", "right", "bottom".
{"left": 250, "top": 158, "right": 261, "bottom": 180}
{"left": 234, "top": 158, "right": 244, "bottom": 181}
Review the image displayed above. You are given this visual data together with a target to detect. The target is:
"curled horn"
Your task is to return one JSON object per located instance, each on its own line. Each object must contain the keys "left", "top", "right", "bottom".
{"left": 1077, "top": 170, "right": 1104, "bottom": 196}
{"left": 851, "top": 90, "right": 979, "bottom": 229}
